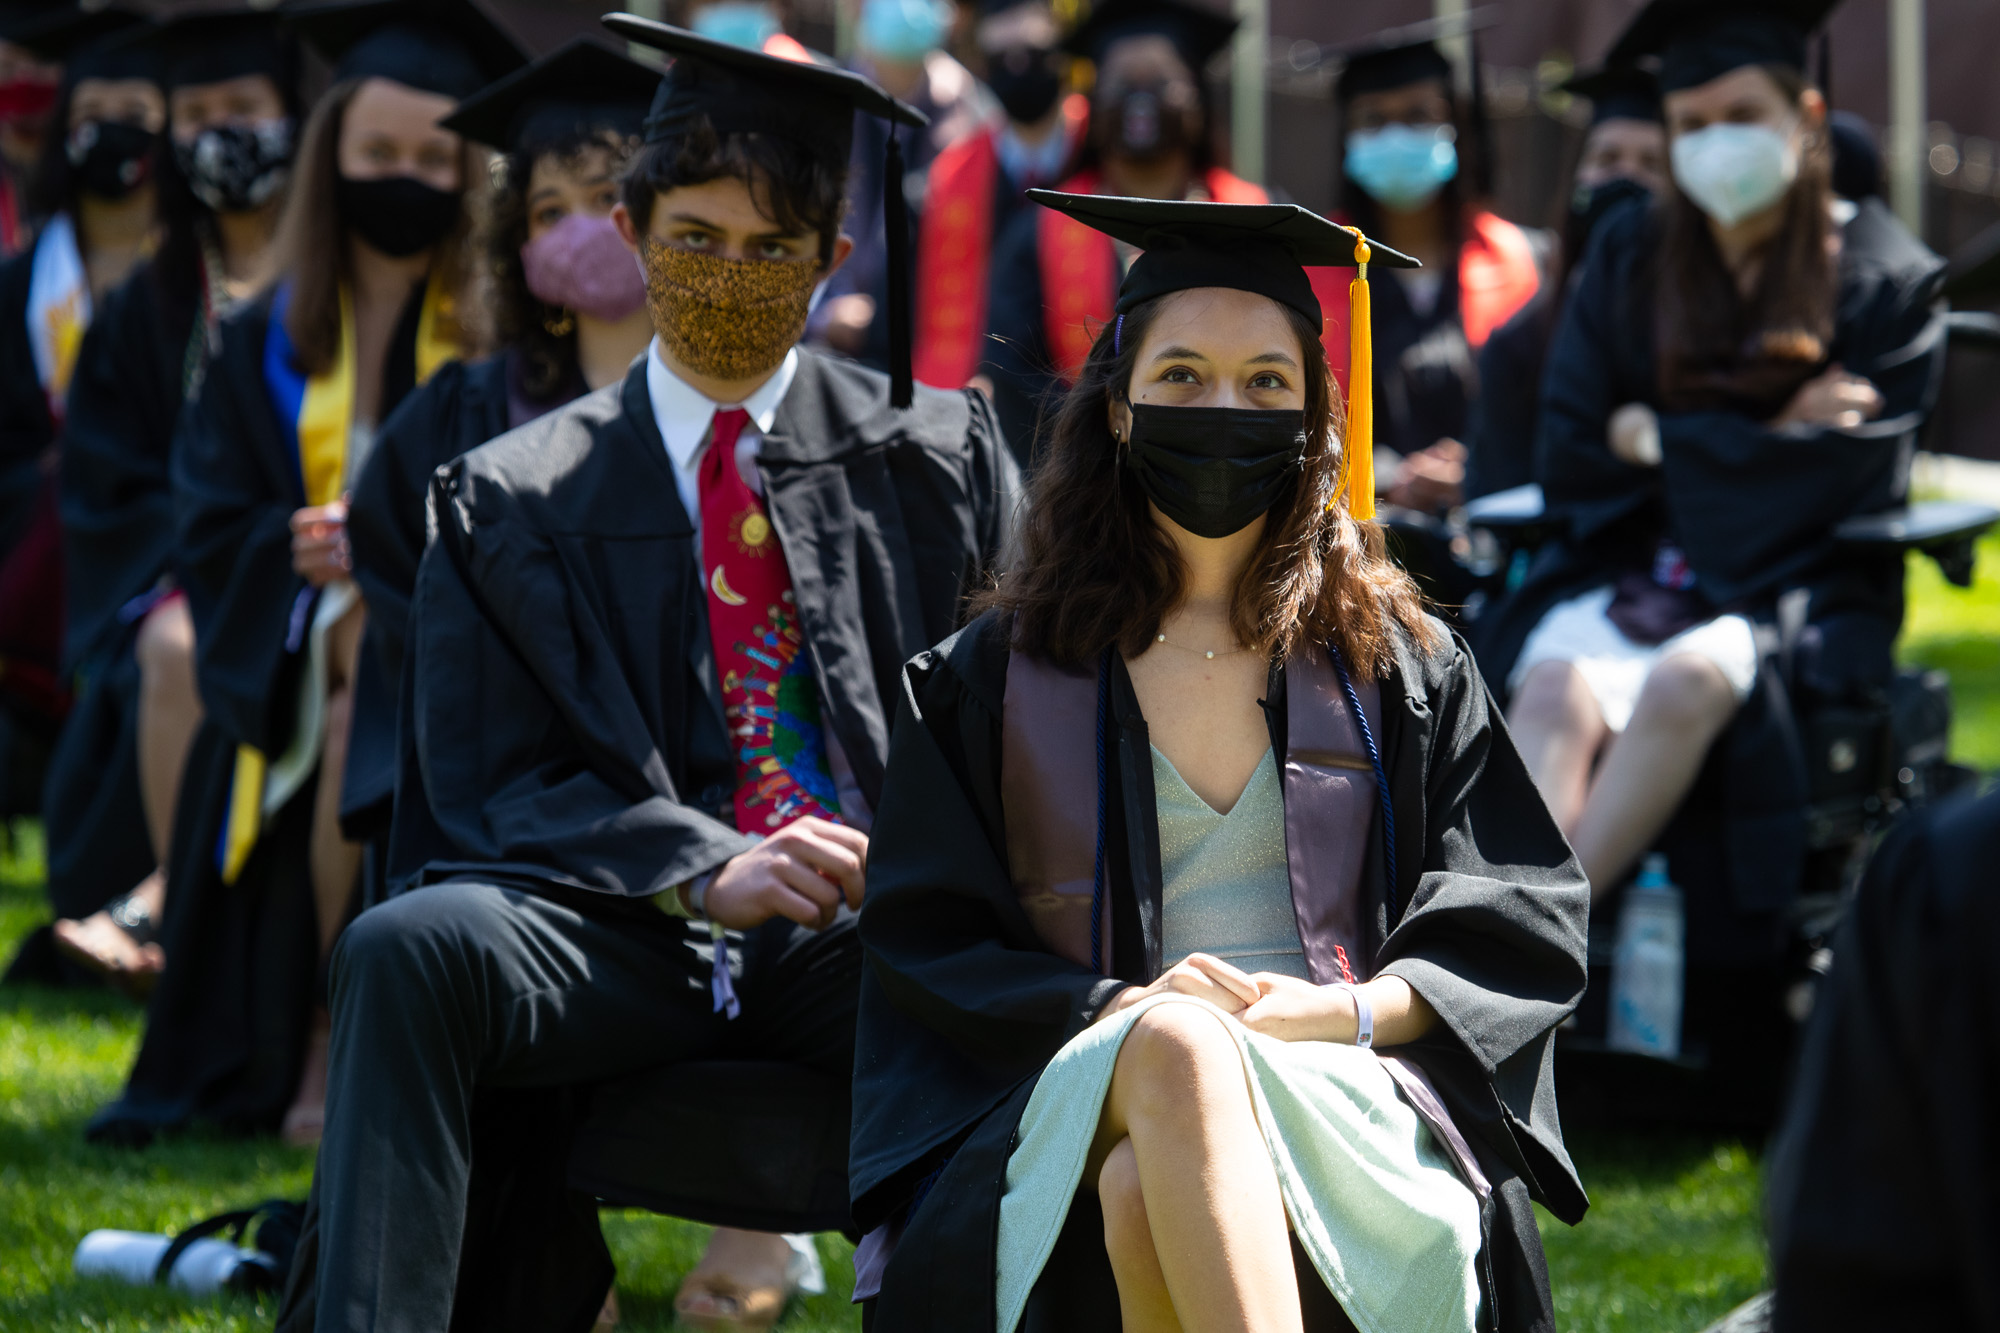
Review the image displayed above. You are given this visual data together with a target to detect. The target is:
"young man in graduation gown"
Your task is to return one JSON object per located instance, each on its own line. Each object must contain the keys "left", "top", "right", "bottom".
{"left": 905, "top": 0, "right": 1085, "bottom": 393}
{"left": 981, "top": 0, "right": 1266, "bottom": 461}
{"left": 280, "top": 17, "right": 1020, "bottom": 1331}
{"left": 1314, "top": 20, "right": 1542, "bottom": 515}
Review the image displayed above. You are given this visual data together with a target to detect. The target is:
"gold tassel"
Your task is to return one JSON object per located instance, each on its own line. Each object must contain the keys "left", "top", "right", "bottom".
{"left": 1341, "top": 230, "right": 1375, "bottom": 521}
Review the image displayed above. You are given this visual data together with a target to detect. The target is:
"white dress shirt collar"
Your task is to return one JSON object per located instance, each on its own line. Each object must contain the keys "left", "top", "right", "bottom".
{"left": 646, "top": 337, "right": 799, "bottom": 477}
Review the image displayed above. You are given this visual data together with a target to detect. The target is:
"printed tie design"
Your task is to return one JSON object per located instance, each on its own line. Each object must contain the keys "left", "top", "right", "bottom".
{"left": 698, "top": 407, "right": 841, "bottom": 834}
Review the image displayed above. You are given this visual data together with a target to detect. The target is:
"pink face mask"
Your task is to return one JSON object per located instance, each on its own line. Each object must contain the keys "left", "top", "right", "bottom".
{"left": 520, "top": 212, "right": 649, "bottom": 324}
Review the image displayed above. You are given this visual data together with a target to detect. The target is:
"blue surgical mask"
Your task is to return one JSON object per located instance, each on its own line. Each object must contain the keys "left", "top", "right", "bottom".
{"left": 1344, "top": 123, "right": 1459, "bottom": 211}
{"left": 692, "top": 1, "right": 781, "bottom": 50}
{"left": 860, "top": 0, "right": 950, "bottom": 63}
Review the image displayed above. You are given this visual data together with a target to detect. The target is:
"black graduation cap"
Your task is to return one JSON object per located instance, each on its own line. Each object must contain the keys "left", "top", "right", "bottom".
{"left": 1559, "top": 62, "right": 1662, "bottom": 126}
{"left": 603, "top": 12, "right": 931, "bottom": 407}
{"left": 1059, "top": 0, "right": 1237, "bottom": 73}
{"left": 1329, "top": 8, "right": 1499, "bottom": 101}
{"left": 1606, "top": 0, "right": 1841, "bottom": 94}
{"left": 440, "top": 37, "right": 659, "bottom": 153}
{"left": 154, "top": 7, "right": 299, "bottom": 94}
{"left": 283, "top": 0, "right": 530, "bottom": 101}
{"left": 1026, "top": 189, "right": 1417, "bottom": 518}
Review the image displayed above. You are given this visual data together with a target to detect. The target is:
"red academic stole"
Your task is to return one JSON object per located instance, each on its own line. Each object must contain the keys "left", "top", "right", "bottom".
{"left": 698, "top": 408, "right": 841, "bottom": 834}
{"left": 912, "top": 94, "right": 1089, "bottom": 390}
{"left": 1306, "top": 207, "right": 1540, "bottom": 402}
{"left": 1035, "top": 167, "right": 1270, "bottom": 384}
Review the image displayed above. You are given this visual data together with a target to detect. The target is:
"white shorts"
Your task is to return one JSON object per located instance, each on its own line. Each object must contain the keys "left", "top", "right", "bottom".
{"left": 1508, "top": 586, "right": 1759, "bottom": 733}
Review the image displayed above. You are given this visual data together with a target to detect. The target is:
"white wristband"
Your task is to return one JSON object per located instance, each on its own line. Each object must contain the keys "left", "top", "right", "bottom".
{"left": 1335, "top": 982, "right": 1373, "bottom": 1049}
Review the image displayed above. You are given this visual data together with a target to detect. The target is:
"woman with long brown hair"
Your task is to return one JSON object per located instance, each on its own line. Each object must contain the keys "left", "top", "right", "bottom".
{"left": 1477, "top": 1, "right": 1947, "bottom": 1114}
{"left": 89, "top": 0, "right": 525, "bottom": 1150}
{"left": 851, "top": 193, "right": 1589, "bottom": 1332}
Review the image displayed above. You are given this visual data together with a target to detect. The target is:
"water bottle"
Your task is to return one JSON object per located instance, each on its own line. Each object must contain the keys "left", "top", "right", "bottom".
{"left": 1607, "top": 853, "right": 1685, "bottom": 1059}
{"left": 74, "top": 1229, "right": 278, "bottom": 1294}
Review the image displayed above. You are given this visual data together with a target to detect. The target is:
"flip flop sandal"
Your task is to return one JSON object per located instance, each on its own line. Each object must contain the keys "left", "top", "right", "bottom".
{"left": 53, "top": 892, "right": 163, "bottom": 999}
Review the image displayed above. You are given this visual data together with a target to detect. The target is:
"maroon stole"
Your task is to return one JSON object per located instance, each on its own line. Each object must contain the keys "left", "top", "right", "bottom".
{"left": 998, "top": 643, "right": 1491, "bottom": 1198}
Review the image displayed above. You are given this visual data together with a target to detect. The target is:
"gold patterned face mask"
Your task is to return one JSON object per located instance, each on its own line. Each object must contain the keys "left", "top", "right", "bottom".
{"left": 640, "top": 237, "right": 822, "bottom": 381}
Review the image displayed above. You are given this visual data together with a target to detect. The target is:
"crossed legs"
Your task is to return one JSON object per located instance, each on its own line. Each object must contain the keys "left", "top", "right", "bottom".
{"left": 1089, "top": 1002, "right": 1303, "bottom": 1333}
{"left": 1509, "top": 653, "right": 1741, "bottom": 897}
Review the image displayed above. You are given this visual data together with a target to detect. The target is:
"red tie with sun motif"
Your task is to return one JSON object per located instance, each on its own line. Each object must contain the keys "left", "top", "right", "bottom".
{"left": 698, "top": 408, "right": 842, "bottom": 836}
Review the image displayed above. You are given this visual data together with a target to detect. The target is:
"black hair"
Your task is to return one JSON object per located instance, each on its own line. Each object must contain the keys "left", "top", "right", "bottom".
{"left": 619, "top": 115, "right": 848, "bottom": 265}
{"left": 489, "top": 111, "right": 643, "bottom": 400}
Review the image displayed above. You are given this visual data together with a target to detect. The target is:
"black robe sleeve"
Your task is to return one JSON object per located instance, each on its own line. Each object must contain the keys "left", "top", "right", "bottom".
{"left": 400, "top": 402, "right": 758, "bottom": 898}
{"left": 59, "top": 265, "right": 184, "bottom": 667}
{"left": 348, "top": 356, "right": 511, "bottom": 692}
{"left": 170, "top": 297, "right": 309, "bottom": 756}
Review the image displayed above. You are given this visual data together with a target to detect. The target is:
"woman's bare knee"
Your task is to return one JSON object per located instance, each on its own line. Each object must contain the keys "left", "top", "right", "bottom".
{"left": 135, "top": 600, "right": 196, "bottom": 690}
{"left": 1509, "top": 661, "right": 1598, "bottom": 739}
{"left": 1113, "top": 1003, "right": 1242, "bottom": 1120}
{"left": 1632, "top": 655, "right": 1737, "bottom": 735}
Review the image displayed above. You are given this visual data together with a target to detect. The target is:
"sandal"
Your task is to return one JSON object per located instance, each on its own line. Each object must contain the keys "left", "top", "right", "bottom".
{"left": 52, "top": 889, "right": 166, "bottom": 999}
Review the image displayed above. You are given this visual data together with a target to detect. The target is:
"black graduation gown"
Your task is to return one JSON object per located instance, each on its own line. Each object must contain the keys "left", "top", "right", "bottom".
{"left": 852, "top": 611, "right": 1592, "bottom": 1333}
{"left": 341, "top": 353, "right": 518, "bottom": 841}
{"left": 388, "top": 346, "right": 1022, "bottom": 899}
{"left": 1765, "top": 788, "right": 2000, "bottom": 1331}
{"left": 42, "top": 264, "right": 191, "bottom": 920}
{"left": 88, "top": 287, "right": 441, "bottom": 1143}
{"left": 1367, "top": 262, "right": 1482, "bottom": 461}
{"left": 1464, "top": 287, "right": 1555, "bottom": 502}
{"left": 0, "top": 243, "right": 55, "bottom": 559}
{"left": 1472, "top": 196, "right": 1947, "bottom": 966}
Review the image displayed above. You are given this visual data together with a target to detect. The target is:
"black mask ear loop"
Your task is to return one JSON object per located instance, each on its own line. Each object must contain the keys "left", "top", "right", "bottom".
{"left": 1112, "top": 313, "right": 1129, "bottom": 447}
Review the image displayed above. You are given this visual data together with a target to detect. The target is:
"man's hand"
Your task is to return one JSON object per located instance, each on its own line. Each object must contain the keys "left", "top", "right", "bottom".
{"left": 1098, "top": 952, "right": 1261, "bottom": 1024}
{"left": 703, "top": 816, "right": 868, "bottom": 932}
{"left": 1773, "top": 364, "right": 1884, "bottom": 430}
{"left": 1608, "top": 402, "right": 1662, "bottom": 467}
{"left": 291, "top": 500, "right": 351, "bottom": 586}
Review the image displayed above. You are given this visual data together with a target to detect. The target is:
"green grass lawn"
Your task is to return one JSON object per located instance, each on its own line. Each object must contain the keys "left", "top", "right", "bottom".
{"left": 1, "top": 538, "right": 1993, "bottom": 1331}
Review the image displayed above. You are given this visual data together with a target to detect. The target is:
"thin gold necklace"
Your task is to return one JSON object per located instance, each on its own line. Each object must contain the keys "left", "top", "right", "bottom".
{"left": 1153, "top": 633, "right": 1249, "bottom": 661}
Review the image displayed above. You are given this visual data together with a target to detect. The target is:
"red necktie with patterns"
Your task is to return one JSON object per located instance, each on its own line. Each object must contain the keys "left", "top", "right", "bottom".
{"left": 697, "top": 407, "right": 841, "bottom": 836}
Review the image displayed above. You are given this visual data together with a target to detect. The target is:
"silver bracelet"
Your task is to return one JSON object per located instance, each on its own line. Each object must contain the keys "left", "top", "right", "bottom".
{"left": 1333, "top": 982, "right": 1374, "bottom": 1049}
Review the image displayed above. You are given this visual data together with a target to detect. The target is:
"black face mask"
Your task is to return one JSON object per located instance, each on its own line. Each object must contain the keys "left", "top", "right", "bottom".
{"left": 987, "top": 47, "right": 1062, "bottom": 124}
{"left": 1563, "top": 175, "right": 1651, "bottom": 264}
{"left": 174, "top": 119, "right": 294, "bottom": 214}
{"left": 67, "top": 119, "right": 157, "bottom": 200}
{"left": 1126, "top": 403, "right": 1306, "bottom": 539}
{"left": 335, "top": 174, "right": 460, "bottom": 258}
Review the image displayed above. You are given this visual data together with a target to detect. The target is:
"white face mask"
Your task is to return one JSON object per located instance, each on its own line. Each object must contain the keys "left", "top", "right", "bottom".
{"left": 1670, "top": 120, "right": 1800, "bottom": 228}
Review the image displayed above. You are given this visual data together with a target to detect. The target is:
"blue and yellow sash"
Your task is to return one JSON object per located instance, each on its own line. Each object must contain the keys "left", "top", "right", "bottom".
{"left": 215, "top": 272, "right": 456, "bottom": 883}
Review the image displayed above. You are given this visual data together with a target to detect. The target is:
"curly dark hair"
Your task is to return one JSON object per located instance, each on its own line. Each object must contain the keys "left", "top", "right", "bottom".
{"left": 486, "top": 115, "right": 642, "bottom": 401}
{"left": 975, "top": 293, "right": 1440, "bottom": 679}
{"left": 619, "top": 116, "right": 848, "bottom": 266}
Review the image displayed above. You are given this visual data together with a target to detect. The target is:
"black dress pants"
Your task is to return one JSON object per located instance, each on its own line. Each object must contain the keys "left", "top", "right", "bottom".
{"left": 298, "top": 878, "right": 859, "bottom": 1333}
